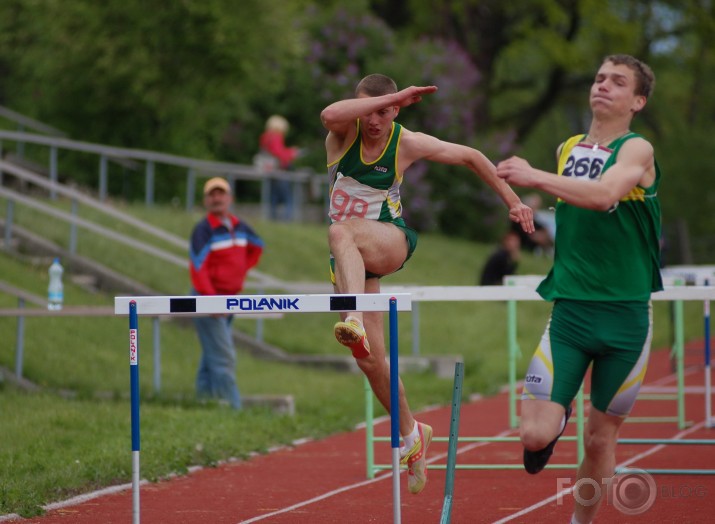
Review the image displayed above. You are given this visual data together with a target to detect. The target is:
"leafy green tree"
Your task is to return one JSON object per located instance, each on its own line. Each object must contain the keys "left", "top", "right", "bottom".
{"left": 376, "top": 0, "right": 715, "bottom": 256}
{"left": 1, "top": 0, "right": 714, "bottom": 257}
{"left": 0, "top": 0, "right": 307, "bottom": 175}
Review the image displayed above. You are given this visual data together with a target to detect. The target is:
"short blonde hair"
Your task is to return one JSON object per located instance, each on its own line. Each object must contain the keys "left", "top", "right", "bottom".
{"left": 355, "top": 74, "right": 398, "bottom": 97}
{"left": 265, "top": 115, "right": 289, "bottom": 133}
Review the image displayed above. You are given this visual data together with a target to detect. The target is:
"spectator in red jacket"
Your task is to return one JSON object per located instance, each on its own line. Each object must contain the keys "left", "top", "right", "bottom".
{"left": 257, "top": 115, "right": 301, "bottom": 221}
{"left": 189, "top": 177, "right": 264, "bottom": 409}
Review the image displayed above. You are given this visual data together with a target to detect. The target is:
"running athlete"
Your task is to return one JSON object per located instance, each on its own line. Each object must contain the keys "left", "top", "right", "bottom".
{"left": 496, "top": 55, "right": 661, "bottom": 524}
{"left": 321, "top": 73, "right": 535, "bottom": 495}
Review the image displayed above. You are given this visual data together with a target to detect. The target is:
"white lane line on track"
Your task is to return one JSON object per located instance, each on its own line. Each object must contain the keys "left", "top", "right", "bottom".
{"left": 234, "top": 364, "right": 707, "bottom": 522}
{"left": 0, "top": 481, "right": 152, "bottom": 522}
{"left": 237, "top": 427, "right": 519, "bottom": 523}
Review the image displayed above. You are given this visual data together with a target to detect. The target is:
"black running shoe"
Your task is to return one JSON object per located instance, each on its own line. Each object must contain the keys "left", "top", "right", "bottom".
{"left": 523, "top": 405, "right": 572, "bottom": 474}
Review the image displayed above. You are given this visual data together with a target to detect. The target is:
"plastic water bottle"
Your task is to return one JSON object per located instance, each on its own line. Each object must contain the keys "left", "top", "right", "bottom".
{"left": 48, "top": 257, "right": 64, "bottom": 310}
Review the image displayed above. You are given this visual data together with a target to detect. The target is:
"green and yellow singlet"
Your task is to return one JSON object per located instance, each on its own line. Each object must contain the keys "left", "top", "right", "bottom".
{"left": 537, "top": 133, "right": 663, "bottom": 302}
{"left": 327, "top": 121, "right": 406, "bottom": 227}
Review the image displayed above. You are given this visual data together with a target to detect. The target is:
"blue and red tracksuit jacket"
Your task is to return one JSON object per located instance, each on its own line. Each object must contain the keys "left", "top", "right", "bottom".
{"left": 189, "top": 213, "right": 264, "bottom": 296}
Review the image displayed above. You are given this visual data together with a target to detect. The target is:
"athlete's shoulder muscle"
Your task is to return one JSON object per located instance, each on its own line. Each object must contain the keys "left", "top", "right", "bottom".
{"left": 326, "top": 123, "right": 358, "bottom": 164}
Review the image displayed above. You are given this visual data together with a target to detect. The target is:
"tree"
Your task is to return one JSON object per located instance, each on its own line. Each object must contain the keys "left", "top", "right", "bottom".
{"left": 0, "top": 0, "right": 307, "bottom": 157}
{"left": 1, "top": 1, "right": 714, "bottom": 257}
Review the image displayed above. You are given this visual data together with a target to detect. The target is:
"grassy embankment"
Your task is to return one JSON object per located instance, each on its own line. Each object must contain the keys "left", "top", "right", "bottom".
{"left": 0, "top": 199, "right": 699, "bottom": 517}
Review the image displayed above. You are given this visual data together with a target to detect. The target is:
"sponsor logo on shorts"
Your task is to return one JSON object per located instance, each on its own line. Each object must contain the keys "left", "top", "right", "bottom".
{"left": 525, "top": 374, "right": 543, "bottom": 384}
{"left": 226, "top": 297, "right": 300, "bottom": 311}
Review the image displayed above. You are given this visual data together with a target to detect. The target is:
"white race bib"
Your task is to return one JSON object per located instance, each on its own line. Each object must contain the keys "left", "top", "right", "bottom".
{"left": 561, "top": 143, "right": 612, "bottom": 181}
{"left": 329, "top": 173, "right": 387, "bottom": 221}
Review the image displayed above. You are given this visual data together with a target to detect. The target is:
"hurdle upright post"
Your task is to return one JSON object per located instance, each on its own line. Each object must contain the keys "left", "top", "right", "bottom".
{"left": 673, "top": 295, "right": 686, "bottom": 428}
{"left": 440, "top": 361, "right": 464, "bottom": 524}
{"left": 388, "top": 297, "right": 401, "bottom": 524}
{"left": 507, "top": 298, "right": 519, "bottom": 428}
{"left": 128, "top": 301, "right": 141, "bottom": 524}
{"left": 365, "top": 375, "right": 376, "bottom": 479}
{"left": 705, "top": 282, "right": 712, "bottom": 428}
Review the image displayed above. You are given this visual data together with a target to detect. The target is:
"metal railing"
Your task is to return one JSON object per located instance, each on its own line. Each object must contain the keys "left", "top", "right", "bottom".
{"left": 0, "top": 159, "right": 288, "bottom": 290}
{"left": 0, "top": 129, "right": 326, "bottom": 219}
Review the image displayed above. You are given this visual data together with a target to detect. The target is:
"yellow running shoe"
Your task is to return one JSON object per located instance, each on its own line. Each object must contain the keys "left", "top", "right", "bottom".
{"left": 334, "top": 316, "right": 370, "bottom": 359}
{"left": 400, "top": 423, "right": 432, "bottom": 494}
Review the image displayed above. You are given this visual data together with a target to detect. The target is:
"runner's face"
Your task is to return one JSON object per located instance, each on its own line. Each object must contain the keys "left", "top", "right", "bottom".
{"left": 589, "top": 61, "right": 645, "bottom": 117}
{"left": 357, "top": 93, "right": 398, "bottom": 141}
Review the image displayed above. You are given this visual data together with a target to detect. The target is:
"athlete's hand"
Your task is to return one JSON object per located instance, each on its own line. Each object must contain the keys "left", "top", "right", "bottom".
{"left": 497, "top": 156, "right": 538, "bottom": 187}
{"left": 395, "top": 86, "right": 438, "bottom": 108}
{"left": 509, "top": 201, "right": 535, "bottom": 234}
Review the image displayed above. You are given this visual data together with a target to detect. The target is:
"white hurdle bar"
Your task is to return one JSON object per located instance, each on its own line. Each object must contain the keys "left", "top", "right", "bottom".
{"left": 115, "top": 293, "right": 411, "bottom": 524}
{"left": 383, "top": 282, "right": 715, "bottom": 425}
{"left": 115, "top": 293, "right": 411, "bottom": 316}
{"left": 356, "top": 282, "right": 715, "bottom": 480}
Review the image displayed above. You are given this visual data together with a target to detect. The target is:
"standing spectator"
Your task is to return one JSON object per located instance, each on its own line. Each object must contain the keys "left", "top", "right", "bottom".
{"left": 256, "top": 115, "right": 301, "bottom": 221}
{"left": 189, "top": 177, "right": 264, "bottom": 409}
{"left": 479, "top": 230, "right": 521, "bottom": 285}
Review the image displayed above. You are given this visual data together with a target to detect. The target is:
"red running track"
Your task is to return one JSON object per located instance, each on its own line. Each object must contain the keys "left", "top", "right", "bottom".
{"left": 4, "top": 344, "right": 715, "bottom": 524}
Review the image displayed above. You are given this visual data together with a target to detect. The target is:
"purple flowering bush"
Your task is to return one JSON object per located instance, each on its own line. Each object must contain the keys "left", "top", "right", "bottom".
{"left": 289, "top": 5, "right": 506, "bottom": 240}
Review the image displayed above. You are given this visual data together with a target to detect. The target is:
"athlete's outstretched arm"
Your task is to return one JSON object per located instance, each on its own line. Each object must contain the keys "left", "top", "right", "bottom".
{"left": 403, "top": 131, "right": 535, "bottom": 233}
{"left": 496, "top": 139, "right": 655, "bottom": 211}
{"left": 320, "top": 86, "right": 438, "bottom": 135}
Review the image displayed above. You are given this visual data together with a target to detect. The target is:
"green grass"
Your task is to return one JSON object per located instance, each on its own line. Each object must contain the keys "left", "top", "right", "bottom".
{"left": 0, "top": 196, "right": 706, "bottom": 517}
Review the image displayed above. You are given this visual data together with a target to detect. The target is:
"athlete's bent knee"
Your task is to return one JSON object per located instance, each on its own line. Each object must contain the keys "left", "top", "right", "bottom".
{"left": 328, "top": 222, "right": 353, "bottom": 248}
{"left": 520, "top": 421, "right": 555, "bottom": 451}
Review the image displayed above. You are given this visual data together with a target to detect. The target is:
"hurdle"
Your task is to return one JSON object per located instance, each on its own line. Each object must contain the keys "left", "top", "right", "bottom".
{"left": 612, "top": 275, "right": 715, "bottom": 475}
{"left": 365, "top": 282, "right": 715, "bottom": 477}
{"left": 115, "top": 293, "right": 411, "bottom": 524}
{"left": 440, "top": 361, "right": 464, "bottom": 524}
{"left": 365, "top": 284, "right": 582, "bottom": 475}
{"left": 668, "top": 271, "right": 715, "bottom": 429}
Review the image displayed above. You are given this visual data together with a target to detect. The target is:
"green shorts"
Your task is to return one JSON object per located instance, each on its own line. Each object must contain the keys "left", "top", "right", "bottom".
{"left": 329, "top": 223, "right": 418, "bottom": 283}
{"left": 522, "top": 299, "right": 652, "bottom": 416}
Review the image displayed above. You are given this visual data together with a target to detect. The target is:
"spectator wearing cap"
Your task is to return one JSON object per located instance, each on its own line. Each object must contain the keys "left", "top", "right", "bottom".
{"left": 189, "top": 177, "right": 264, "bottom": 409}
